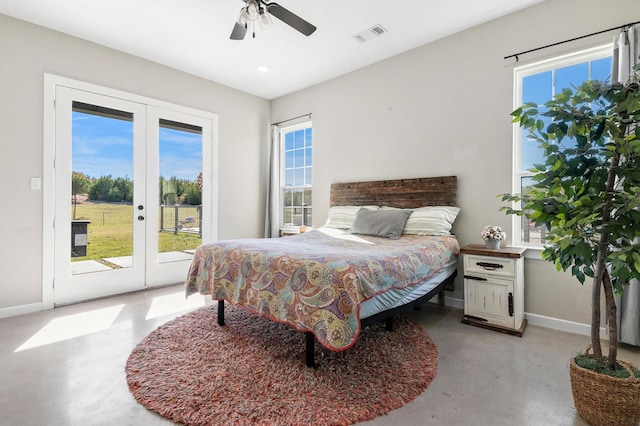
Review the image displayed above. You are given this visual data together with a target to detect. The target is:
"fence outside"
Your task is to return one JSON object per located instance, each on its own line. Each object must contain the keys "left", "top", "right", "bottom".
{"left": 522, "top": 215, "right": 547, "bottom": 244}
{"left": 160, "top": 204, "right": 202, "bottom": 237}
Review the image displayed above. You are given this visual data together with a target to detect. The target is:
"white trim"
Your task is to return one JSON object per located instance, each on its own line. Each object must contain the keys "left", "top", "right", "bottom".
{"left": 0, "top": 303, "right": 43, "bottom": 319}
{"left": 525, "top": 312, "right": 607, "bottom": 338}
{"left": 523, "top": 246, "right": 543, "bottom": 260}
{"left": 45, "top": 74, "right": 218, "bottom": 119}
{"left": 444, "top": 297, "right": 603, "bottom": 337}
{"left": 514, "top": 44, "right": 613, "bottom": 77}
{"left": 280, "top": 121, "right": 312, "bottom": 132}
{"left": 442, "top": 295, "right": 464, "bottom": 310}
{"left": 43, "top": 74, "right": 56, "bottom": 310}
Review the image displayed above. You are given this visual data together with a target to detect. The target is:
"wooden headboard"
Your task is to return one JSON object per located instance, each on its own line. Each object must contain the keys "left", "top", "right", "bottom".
{"left": 330, "top": 176, "right": 457, "bottom": 209}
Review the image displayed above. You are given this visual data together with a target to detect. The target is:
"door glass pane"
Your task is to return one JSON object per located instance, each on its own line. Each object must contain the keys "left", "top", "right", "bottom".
{"left": 158, "top": 119, "right": 203, "bottom": 261}
{"left": 71, "top": 102, "right": 134, "bottom": 274}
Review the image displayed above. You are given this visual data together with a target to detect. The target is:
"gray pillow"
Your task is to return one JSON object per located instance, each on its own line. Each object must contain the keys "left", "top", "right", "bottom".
{"left": 350, "top": 208, "right": 412, "bottom": 239}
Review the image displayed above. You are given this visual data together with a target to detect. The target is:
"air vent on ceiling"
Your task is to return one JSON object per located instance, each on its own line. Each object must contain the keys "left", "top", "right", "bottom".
{"left": 353, "top": 25, "right": 388, "bottom": 43}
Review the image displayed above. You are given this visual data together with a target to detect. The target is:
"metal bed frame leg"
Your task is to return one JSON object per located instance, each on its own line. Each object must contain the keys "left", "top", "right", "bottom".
{"left": 305, "top": 332, "right": 316, "bottom": 368}
{"left": 385, "top": 317, "right": 394, "bottom": 331}
{"left": 217, "top": 298, "right": 315, "bottom": 367}
{"left": 217, "top": 300, "right": 225, "bottom": 326}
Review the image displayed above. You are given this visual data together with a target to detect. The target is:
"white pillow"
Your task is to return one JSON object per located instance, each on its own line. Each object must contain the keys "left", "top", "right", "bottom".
{"left": 324, "top": 205, "right": 379, "bottom": 229}
{"left": 381, "top": 206, "right": 460, "bottom": 235}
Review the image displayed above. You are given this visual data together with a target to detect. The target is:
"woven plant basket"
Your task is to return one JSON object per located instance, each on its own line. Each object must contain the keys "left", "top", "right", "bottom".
{"left": 569, "top": 348, "right": 640, "bottom": 426}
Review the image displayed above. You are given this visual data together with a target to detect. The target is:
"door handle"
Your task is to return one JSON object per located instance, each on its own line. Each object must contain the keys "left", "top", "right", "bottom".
{"left": 138, "top": 215, "right": 145, "bottom": 221}
{"left": 508, "top": 292, "right": 514, "bottom": 317}
{"left": 138, "top": 205, "right": 144, "bottom": 210}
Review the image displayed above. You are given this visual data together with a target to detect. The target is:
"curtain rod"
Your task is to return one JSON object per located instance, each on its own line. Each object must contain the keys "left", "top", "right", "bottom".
{"left": 504, "top": 20, "right": 640, "bottom": 62}
{"left": 271, "top": 113, "right": 312, "bottom": 126}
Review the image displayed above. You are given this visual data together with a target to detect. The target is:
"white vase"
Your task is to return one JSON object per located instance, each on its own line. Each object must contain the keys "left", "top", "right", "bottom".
{"left": 485, "top": 239, "right": 501, "bottom": 249}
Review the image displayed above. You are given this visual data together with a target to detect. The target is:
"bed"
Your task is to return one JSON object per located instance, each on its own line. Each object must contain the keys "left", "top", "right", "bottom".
{"left": 185, "top": 176, "right": 460, "bottom": 367}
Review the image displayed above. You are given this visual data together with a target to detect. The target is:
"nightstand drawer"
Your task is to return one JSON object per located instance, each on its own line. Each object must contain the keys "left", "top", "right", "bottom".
{"left": 464, "top": 254, "right": 516, "bottom": 278}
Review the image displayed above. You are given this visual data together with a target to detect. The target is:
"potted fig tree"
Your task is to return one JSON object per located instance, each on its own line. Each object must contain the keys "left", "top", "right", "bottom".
{"left": 502, "top": 67, "right": 640, "bottom": 425}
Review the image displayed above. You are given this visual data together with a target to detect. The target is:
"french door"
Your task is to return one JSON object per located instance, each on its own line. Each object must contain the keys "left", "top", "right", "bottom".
{"left": 52, "top": 85, "right": 216, "bottom": 305}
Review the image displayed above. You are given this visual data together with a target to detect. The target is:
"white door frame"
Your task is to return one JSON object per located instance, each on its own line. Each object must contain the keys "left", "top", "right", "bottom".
{"left": 43, "top": 74, "right": 219, "bottom": 308}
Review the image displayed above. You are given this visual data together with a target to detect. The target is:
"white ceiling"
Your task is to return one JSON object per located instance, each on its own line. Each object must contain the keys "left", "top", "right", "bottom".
{"left": 0, "top": 0, "right": 544, "bottom": 100}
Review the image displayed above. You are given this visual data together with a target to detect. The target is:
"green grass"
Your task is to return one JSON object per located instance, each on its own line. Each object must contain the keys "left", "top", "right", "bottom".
{"left": 72, "top": 202, "right": 201, "bottom": 261}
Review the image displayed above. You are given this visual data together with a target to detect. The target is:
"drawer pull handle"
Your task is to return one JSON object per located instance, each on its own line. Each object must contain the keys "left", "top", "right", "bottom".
{"left": 476, "top": 261, "right": 504, "bottom": 270}
{"left": 464, "top": 275, "right": 487, "bottom": 281}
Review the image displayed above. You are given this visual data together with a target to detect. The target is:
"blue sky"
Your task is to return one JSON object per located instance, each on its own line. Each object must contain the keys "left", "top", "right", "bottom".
{"left": 283, "top": 127, "right": 312, "bottom": 187}
{"left": 72, "top": 112, "right": 202, "bottom": 181}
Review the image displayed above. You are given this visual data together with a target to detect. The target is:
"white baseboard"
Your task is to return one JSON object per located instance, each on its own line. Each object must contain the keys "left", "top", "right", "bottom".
{"left": 444, "top": 296, "right": 464, "bottom": 310}
{"left": 524, "top": 312, "right": 607, "bottom": 338}
{"left": 440, "top": 297, "right": 603, "bottom": 338}
{"left": 427, "top": 295, "right": 464, "bottom": 309}
{"left": 0, "top": 302, "right": 43, "bottom": 319}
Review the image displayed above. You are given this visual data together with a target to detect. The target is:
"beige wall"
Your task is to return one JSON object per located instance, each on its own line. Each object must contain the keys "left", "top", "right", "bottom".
{"left": 271, "top": 0, "right": 638, "bottom": 327}
{"left": 1, "top": 0, "right": 635, "bottom": 328}
{"left": 0, "top": 14, "right": 270, "bottom": 311}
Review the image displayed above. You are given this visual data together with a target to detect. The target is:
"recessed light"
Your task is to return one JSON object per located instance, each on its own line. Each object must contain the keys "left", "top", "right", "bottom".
{"left": 257, "top": 66, "right": 269, "bottom": 73}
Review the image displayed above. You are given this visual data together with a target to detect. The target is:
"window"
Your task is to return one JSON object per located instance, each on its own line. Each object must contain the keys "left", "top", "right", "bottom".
{"left": 512, "top": 46, "right": 612, "bottom": 245}
{"left": 281, "top": 122, "right": 312, "bottom": 228}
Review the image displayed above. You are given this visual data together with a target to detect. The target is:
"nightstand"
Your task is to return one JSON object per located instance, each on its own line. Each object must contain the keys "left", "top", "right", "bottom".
{"left": 280, "top": 226, "right": 308, "bottom": 237}
{"left": 460, "top": 244, "right": 527, "bottom": 336}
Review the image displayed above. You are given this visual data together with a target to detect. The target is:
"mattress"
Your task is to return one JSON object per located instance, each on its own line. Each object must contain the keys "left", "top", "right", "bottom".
{"left": 359, "top": 258, "right": 457, "bottom": 319}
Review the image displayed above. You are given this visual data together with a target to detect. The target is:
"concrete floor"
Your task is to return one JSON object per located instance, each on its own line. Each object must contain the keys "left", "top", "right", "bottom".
{"left": 1, "top": 285, "right": 639, "bottom": 426}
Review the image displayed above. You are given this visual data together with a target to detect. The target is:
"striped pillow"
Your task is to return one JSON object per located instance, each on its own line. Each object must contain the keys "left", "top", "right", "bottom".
{"left": 381, "top": 206, "right": 460, "bottom": 235}
{"left": 324, "top": 205, "right": 379, "bottom": 229}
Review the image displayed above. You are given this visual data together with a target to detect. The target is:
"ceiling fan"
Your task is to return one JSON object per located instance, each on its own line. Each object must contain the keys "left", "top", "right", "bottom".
{"left": 230, "top": 0, "right": 317, "bottom": 40}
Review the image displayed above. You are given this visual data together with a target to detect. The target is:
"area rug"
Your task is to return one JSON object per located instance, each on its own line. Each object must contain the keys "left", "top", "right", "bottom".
{"left": 125, "top": 304, "right": 438, "bottom": 426}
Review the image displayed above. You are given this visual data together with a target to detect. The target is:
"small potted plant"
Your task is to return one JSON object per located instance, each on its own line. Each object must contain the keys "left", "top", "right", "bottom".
{"left": 502, "top": 67, "right": 640, "bottom": 425}
{"left": 481, "top": 225, "right": 506, "bottom": 249}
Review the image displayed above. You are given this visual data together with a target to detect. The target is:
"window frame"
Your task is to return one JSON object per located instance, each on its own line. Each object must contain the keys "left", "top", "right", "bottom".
{"left": 279, "top": 121, "right": 312, "bottom": 231}
{"left": 511, "top": 44, "right": 612, "bottom": 248}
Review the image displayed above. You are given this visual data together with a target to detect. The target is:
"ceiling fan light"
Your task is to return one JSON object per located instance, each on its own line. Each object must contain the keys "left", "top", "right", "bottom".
{"left": 245, "top": 0, "right": 259, "bottom": 20}
{"left": 258, "top": 8, "right": 273, "bottom": 30}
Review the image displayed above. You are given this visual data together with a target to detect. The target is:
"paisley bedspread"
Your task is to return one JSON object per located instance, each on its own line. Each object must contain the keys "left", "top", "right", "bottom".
{"left": 185, "top": 227, "right": 459, "bottom": 351}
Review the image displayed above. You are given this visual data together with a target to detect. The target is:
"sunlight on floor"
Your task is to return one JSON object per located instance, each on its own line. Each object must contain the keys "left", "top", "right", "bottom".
{"left": 145, "top": 291, "right": 205, "bottom": 320}
{"left": 15, "top": 304, "right": 124, "bottom": 352}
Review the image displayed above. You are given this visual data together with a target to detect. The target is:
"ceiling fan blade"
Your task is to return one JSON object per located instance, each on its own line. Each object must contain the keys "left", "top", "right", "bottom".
{"left": 230, "top": 22, "right": 247, "bottom": 40}
{"left": 266, "top": 2, "right": 316, "bottom": 36}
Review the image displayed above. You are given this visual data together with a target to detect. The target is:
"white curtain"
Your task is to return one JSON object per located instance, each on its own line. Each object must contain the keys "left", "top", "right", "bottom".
{"left": 613, "top": 24, "right": 640, "bottom": 346}
{"left": 264, "top": 124, "right": 281, "bottom": 238}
